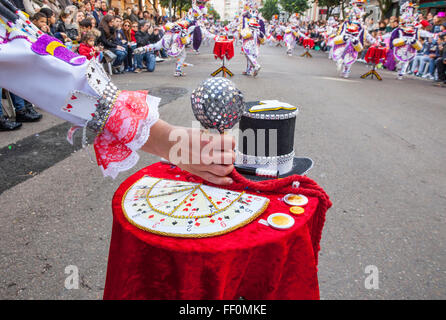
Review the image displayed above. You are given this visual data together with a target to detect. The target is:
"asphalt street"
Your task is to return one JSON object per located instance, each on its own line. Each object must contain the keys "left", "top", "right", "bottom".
{"left": 0, "top": 44, "right": 445, "bottom": 299}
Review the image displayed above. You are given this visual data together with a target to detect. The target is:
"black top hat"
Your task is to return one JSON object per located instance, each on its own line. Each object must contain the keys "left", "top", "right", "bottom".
{"left": 234, "top": 100, "right": 313, "bottom": 181}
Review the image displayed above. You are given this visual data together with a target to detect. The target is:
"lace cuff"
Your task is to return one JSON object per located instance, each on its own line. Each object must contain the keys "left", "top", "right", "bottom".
{"left": 93, "top": 91, "right": 160, "bottom": 179}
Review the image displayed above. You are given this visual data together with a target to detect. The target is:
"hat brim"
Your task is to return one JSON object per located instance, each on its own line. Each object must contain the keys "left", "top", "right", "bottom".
{"left": 236, "top": 157, "right": 314, "bottom": 181}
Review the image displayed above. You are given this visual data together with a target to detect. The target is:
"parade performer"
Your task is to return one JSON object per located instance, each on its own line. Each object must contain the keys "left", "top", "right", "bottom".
{"left": 134, "top": 20, "right": 192, "bottom": 77}
{"left": 387, "top": 2, "right": 431, "bottom": 80}
{"left": 186, "top": 0, "right": 213, "bottom": 54}
{"left": 331, "top": 0, "right": 375, "bottom": 78}
{"left": 240, "top": 0, "right": 265, "bottom": 77}
{"left": 325, "top": 17, "right": 339, "bottom": 59}
{"left": 0, "top": 0, "right": 234, "bottom": 183}
{"left": 283, "top": 14, "right": 300, "bottom": 56}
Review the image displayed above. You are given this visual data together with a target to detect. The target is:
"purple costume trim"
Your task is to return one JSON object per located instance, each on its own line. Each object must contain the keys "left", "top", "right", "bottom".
{"left": 193, "top": 26, "right": 202, "bottom": 51}
{"left": 333, "top": 42, "right": 358, "bottom": 65}
{"left": 31, "top": 34, "right": 86, "bottom": 66}
{"left": 384, "top": 50, "right": 397, "bottom": 70}
{"left": 259, "top": 19, "right": 265, "bottom": 37}
{"left": 388, "top": 27, "right": 418, "bottom": 63}
{"left": 0, "top": 30, "right": 33, "bottom": 45}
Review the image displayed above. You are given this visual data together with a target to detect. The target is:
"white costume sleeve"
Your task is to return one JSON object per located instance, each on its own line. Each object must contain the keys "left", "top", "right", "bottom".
{"left": 0, "top": 5, "right": 160, "bottom": 178}
{"left": 419, "top": 30, "right": 433, "bottom": 38}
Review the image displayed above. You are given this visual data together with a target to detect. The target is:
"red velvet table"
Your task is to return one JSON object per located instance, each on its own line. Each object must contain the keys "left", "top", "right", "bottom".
{"left": 211, "top": 39, "right": 235, "bottom": 77}
{"left": 365, "top": 46, "right": 387, "bottom": 65}
{"left": 213, "top": 39, "right": 235, "bottom": 61}
{"left": 303, "top": 38, "right": 315, "bottom": 49}
{"left": 103, "top": 162, "right": 331, "bottom": 300}
{"left": 361, "top": 46, "right": 387, "bottom": 80}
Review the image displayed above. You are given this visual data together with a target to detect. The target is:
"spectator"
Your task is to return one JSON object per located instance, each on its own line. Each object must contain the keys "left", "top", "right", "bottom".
{"left": 137, "top": 10, "right": 144, "bottom": 22}
{"left": 131, "top": 21, "right": 138, "bottom": 41}
{"left": 114, "top": 16, "right": 133, "bottom": 72}
{"left": 129, "top": 6, "right": 139, "bottom": 23}
{"left": 98, "top": 14, "right": 127, "bottom": 74}
{"left": 410, "top": 38, "right": 429, "bottom": 75}
{"left": 134, "top": 21, "right": 157, "bottom": 73}
{"left": 76, "top": 11, "right": 86, "bottom": 25}
{"left": 39, "top": 7, "right": 57, "bottom": 35}
{"left": 0, "top": 89, "right": 42, "bottom": 131}
{"left": 78, "top": 32, "right": 101, "bottom": 60}
{"left": 420, "top": 38, "right": 440, "bottom": 79}
{"left": 123, "top": 7, "right": 132, "bottom": 20}
{"left": 391, "top": 19, "right": 399, "bottom": 31}
{"left": 122, "top": 19, "right": 136, "bottom": 71}
{"left": 432, "top": 15, "right": 444, "bottom": 33}
{"left": 86, "top": 16, "right": 102, "bottom": 39}
{"left": 427, "top": 12, "right": 434, "bottom": 25}
{"left": 99, "top": 1, "right": 108, "bottom": 16}
{"left": 79, "top": 18, "right": 93, "bottom": 38}
{"left": 143, "top": 10, "right": 150, "bottom": 21}
{"left": 31, "top": 12, "right": 51, "bottom": 35}
{"left": 55, "top": 12, "right": 78, "bottom": 42}
{"left": 434, "top": 34, "right": 446, "bottom": 86}
{"left": 91, "top": 0, "right": 104, "bottom": 26}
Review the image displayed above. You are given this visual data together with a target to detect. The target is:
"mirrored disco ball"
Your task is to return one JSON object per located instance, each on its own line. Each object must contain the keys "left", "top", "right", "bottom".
{"left": 191, "top": 77, "right": 245, "bottom": 133}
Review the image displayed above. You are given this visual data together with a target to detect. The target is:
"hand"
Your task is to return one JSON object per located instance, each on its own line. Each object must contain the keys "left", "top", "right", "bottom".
{"left": 117, "top": 45, "right": 125, "bottom": 51}
{"left": 142, "top": 121, "right": 236, "bottom": 185}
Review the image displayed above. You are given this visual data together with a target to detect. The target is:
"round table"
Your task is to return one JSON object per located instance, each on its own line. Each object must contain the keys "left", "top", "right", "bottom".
{"left": 103, "top": 162, "right": 331, "bottom": 300}
{"left": 211, "top": 40, "right": 235, "bottom": 77}
{"left": 365, "top": 46, "right": 387, "bottom": 65}
{"left": 213, "top": 39, "right": 235, "bottom": 61}
{"left": 303, "top": 38, "right": 315, "bottom": 49}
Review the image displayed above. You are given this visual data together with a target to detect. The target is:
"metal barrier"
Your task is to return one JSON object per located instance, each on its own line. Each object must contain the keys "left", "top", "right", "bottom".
{"left": 1, "top": 89, "right": 16, "bottom": 118}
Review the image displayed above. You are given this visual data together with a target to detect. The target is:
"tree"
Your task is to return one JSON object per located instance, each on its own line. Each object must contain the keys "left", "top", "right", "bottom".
{"left": 146, "top": 0, "right": 159, "bottom": 15}
{"left": 160, "top": 0, "right": 192, "bottom": 19}
{"left": 279, "top": 0, "right": 310, "bottom": 14}
{"left": 260, "top": 0, "right": 280, "bottom": 21}
{"left": 316, "top": 0, "right": 342, "bottom": 17}
{"left": 376, "top": 0, "right": 394, "bottom": 18}
{"left": 206, "top": 3, "right": 221, "bottom": 21}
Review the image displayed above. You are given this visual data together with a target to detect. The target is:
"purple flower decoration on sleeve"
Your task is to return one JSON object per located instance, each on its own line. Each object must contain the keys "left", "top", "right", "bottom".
{"left": 31, "top": 34, "right": 86, "bottom": 66}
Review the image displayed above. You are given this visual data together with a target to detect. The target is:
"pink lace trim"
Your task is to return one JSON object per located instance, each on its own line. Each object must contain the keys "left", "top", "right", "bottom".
{"left": 93, "top": 91, "right": 160, "bottom": 178}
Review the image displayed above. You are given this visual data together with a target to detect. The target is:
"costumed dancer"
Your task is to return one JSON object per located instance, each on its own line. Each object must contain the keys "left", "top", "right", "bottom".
{"left": 265, "top": 15, "right": 278, "bottom": 46}
{"left": 387, "top": 2, "right": 431, "bottom": 80}
{"left": 135, "top": 20, "right": 192, "bottom": 77}
{"left": 332, "top": 0, "right": 375, "bottom": 78}
{"left": 227, "top": 15, "right": 240, "bottom": 45}
{"left": 187, "top": 0, "right": 214, "bottom": 54}
{"left": 283, "top": 13, "right": 300, "bottom": 56}
{"left": 325, "top": 17, "right": 339, "bottom": 59}
{"left": 240, "top": 0, "right": 265, "bottom": 77}
{"left": 0, "top": 0, "right": 234, "bottom": 183}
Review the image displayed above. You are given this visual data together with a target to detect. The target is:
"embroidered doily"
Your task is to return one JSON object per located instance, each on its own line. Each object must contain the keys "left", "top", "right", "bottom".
{"left": 122, "top": 176, "right": 270, "bottom": 238}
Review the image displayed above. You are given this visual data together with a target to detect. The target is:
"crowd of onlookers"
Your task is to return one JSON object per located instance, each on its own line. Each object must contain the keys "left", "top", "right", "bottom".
{"left": 1, "top": 0, "right": 173, "bottom": 131}
{"left": 29, "top": 0, "right": 171, "bottom": 74}
{"left": 286, "top": 12, "right": 446, "bottom": 85}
